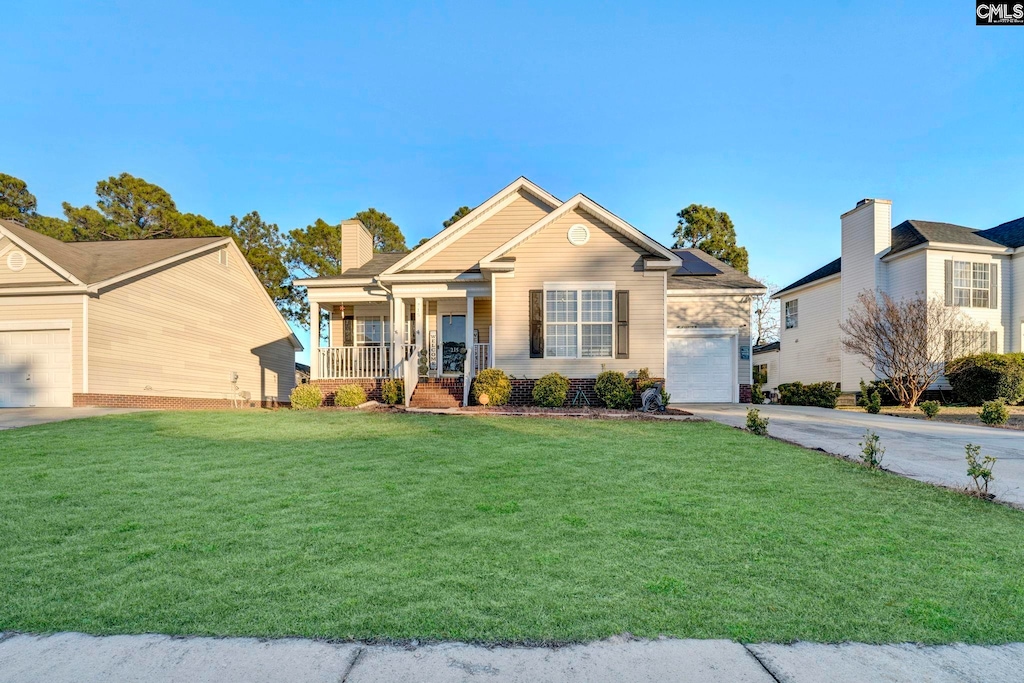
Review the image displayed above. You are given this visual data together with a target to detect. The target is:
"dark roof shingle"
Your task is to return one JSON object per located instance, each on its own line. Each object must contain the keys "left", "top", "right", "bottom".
{"left": 668, "top": 249, "right": 764, "bottom": 290}
{"left": 776, "top": 257, "right": 841, "bottom": 296}
{"left": 977, "top": 216, "right": 1024, "bottom": 248}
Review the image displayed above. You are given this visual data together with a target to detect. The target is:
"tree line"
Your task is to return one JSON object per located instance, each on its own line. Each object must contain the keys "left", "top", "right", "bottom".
{"left": 2, "top": 171, "right": 755, "bottom": 329}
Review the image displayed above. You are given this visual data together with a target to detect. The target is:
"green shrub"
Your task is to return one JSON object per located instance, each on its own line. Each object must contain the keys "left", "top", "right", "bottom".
{"left": 859, "top": 430, "right": 885, "bottom": 469}
{"left": 965, "top": 443, "right": 997, "bottom": 497}
{"left": 751, "top": 384, "right": 765, "bottom": 405}
{"left": 777, "top": 381, "right": 841, "bottom": 409}
{"left": 473, "top": 368, "right": 512, "bottom": 406}
{"left": 919, "top": 400, "right": 940, "bottom": 419}
{"left": 289, "top": 383, "right": 323, "bottom": 410}
{"left": 946, "top": 353, "right": 1024, "bottom": 406}
{"left": 865, "top": 391, "right": 882, "bottom": 414}
{"left": 595, "top": 371, "right": 634, "bottom": 409}
{"left": 746, "top": 408, "right": 769, "bottom": 436}
{"left": 335, "top": 383, "right": 368, "bottom": 407}
{"left": 381, "top": 379, "right": 404, "bottom": 405}
{"left": 979, "top": 398, "right": 1010, "bottom": 426}
{"left": 533, "top": 373, "right": 569, "bottom": 407}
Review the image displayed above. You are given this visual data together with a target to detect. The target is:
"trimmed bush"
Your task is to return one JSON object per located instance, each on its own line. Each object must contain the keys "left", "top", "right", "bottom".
{"left": 979, "top": 398, "right": 1010, "bottom": 427}
{"left": 473, "top": 368, "right": 512, "bottom": 406}
{"left": 777, "top": 381, "right": 841, "bottom": 409}
{"left": 290, "top": 383, "right": 323, "bottom": 410}
{"left": 381, "top": 379, "right": 404, "bottom": 405}
{"left": 595, "top": 371, "right": 634, "bottom": 409}
{"left": 865, "top": 391, "right": 882, "bottom": 414}
{"left": 946, "top": 353, "right": 1024, "bottom": 406}
{"left": 751, "top": 384, "right": 765, "bottom": 405}
{"left": 533, "top": 372, "right": 569, "bottom": 407}
{"left": 919, "top": 400, "right": 941, "bottom": 419}
{"left": 335, "top": 384, "right": 368, "bottom": 407}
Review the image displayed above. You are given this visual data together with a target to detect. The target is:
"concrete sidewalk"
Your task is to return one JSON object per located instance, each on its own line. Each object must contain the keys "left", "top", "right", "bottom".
{"left": 2, "top": 632, "right": 1023, "bottom": 682}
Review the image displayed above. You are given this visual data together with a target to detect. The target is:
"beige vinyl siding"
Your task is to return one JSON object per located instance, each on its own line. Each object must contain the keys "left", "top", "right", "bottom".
{"left": 0, "top": 238, "right": 69, "bottom": 286}
{"left": 753, "top": 348, "right": 780, "bottom": 393}
{"left": 415, "top": 192, "right": 551, "bottom": 272}
{"left": 778, "top": 278, "right": 842, "bottom": 386}
{"left": 1013, "top": 253, "right": 1023, "bottom": 352}
{"left": 88, "top": 245, "right": 295, "bottom": 402}
{"left": 0, "top": 295, "right": 84, "bottom": 393}
{"left": 494, "top": 207, "right": 664, "bottom": 378}
{"left": 666, "top": 294, "right": 752, "bottom": 382}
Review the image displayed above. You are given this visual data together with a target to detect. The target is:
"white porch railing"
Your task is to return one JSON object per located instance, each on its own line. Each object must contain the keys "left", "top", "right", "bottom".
{"left": 318, "top": 346, "right": 392, "bottom": 379}
{"left": 471, "top": 343, "right": 490, "bottom": 375}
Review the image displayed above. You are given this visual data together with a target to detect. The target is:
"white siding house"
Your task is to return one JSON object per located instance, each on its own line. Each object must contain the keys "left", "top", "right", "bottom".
{"left": 774, "top": 202, "right": 1023, "bottom": 395}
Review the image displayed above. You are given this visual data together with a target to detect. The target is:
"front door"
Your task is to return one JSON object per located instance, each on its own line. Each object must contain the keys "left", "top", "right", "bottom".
{"left": 440, "top": 315, "right": 466, "bottom": 374}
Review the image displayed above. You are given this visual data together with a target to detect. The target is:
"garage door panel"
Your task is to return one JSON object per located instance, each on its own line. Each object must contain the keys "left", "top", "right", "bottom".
{"left": 667, "top": 335, "right": 735, "bottom": 403}
{"left": 0, "top": 327, "right": 72, "bottom": 407}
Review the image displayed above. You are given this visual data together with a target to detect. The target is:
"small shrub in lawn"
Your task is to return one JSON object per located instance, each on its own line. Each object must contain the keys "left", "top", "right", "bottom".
{"left": 979, "top": 399, "right": 1009, "bottom": 426}
{"left": 919, "top": 400, "right": 941, "bottom": 419}
{"left": 381, "top": 379, "right": 404, "bottom": 405}
{"left": 751, "top": 383, "right": 765, "bottom": 405}
{"left": 335, "top": 384, "right": 367, "bottom": 407}
{"left": 595, "top": 370, "right": 634, "bottom": 409}
{"left": 865, "top": 390, "right": 882, "bottom": 414}
{"left": 859, "top": 430, "right": 885, "bottom": 469}
{"left": 965, "top": 443, "right": 997, "bottom": 497}
{"left": 289, "top": 383, "right": 323, "bottom": 410}
{"left": 746, "top": 408, "right": 769, "bottom": 436}
{"left": 533, "top": 372, "right": 570, "bottom": 407}
{"left": 473, "top": 368, "right": 512, "bottom": 406}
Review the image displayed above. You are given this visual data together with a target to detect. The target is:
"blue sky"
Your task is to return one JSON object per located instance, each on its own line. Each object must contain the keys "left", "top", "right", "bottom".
{"left": 4, "top": 2, "right": 1023, "bottom": 362}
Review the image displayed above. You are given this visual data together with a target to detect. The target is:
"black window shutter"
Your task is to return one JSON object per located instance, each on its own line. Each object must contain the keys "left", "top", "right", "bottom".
{"left": 615, "top": 290, "right": 629, "bottom": 359}
{"left": 944, "top": 260, "right": 953, "bottom": 306}
{"left": 343, "top": 315, "right": 354, "bottom": 347}
{"left": 529, "top": 290, "right": 544, "bottom": 358}
{"left": 990, "top": 263, "right": 999, "bottom": 309}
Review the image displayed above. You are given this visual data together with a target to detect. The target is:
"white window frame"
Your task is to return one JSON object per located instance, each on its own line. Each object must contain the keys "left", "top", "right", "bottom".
{"left": 354, "top": 315, "right": 389, "bottom": 346}
{"left": 542, "top": 281, "right": 615, "bottom": 359}
{"left": 785, "top": 299, "right": 798, "bottom": 329}
{"left": 952, "top": 261, "right": 990, "bottom": 309}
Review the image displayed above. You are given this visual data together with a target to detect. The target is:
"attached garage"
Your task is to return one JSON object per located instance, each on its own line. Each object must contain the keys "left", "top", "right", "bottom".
{"left": 0, "top": 325, "right": 73, "bottom": 407}
{"left": 666, "top": 332, "right": 737, "bottom": 403}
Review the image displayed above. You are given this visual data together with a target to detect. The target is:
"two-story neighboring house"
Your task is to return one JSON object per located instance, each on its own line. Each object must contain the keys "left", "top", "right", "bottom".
{"left": 772, "top": 198, "right": 1023, "bottom": 394}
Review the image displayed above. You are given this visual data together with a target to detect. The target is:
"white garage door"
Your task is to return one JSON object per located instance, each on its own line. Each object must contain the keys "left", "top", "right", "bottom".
{"left": 667, "top": 335, "right": 735, "bottom": 403}
{"left": 0, "top": 328, "right": 72, "bottom": 407}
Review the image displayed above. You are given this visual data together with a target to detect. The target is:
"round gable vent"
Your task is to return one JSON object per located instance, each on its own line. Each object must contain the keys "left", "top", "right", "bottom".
{"left": 567, "top": 223, "right": 590, "bottom": 246}
{"left": 6, "top": 251, "right": 27, "bottom": 272}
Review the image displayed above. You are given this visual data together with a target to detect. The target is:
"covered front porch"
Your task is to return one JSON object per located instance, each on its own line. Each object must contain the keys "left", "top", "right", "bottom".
{"left": 308, "top": 287, "right": 492, "bottom": 407}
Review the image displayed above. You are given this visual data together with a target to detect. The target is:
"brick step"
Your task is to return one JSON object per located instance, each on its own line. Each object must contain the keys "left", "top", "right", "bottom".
{"left": 409, "top": 380, "right": 463, "bottom": 408}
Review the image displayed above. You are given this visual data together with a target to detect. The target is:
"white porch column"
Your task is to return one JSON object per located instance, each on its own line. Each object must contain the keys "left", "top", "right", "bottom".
{"left": 415, "top": 297, "right": 424, "bottom": 349}
{"left": 464, "top": 294, "right": 474, "bottom": 406}
{"left": 392, "top": 297, "right": 405, "bottom": 378}
{"left": 309, "top": 300, "right": 320, "bottom": 380}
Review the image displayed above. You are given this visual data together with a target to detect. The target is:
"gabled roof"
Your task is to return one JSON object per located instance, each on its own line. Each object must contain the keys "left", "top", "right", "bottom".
{"left": 480, "top": 193, "right": 681, "bottom": 269}
{"left": 382, "top": 176, "right": 561, "bottom": 275}
{"left": 977, "top": 216, "right": 1024, "bottom": 248}
{"left": 668, "top": 249, "right": 764, "bottom": 291}
{"left": 775, "top": 257, "right": 841, "bottom": 297}
{"left": 331, "top": 252, "right": 407, "bottom": 278}
{"left": 753, "top": 341, "right": 780, "bottom": 354}
{"left": 0, "top": 218, "right": 227, "bottom": 285}
{"left": 888, "top": 219, "right": 1001, "bottom": 255}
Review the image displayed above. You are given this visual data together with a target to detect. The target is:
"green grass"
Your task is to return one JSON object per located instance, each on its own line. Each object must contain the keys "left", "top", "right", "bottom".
{"left": 1, "top": 411, "right": 1023, "bottom": 644}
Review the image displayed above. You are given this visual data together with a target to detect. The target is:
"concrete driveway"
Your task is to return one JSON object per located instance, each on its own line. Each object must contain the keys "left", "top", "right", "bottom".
{"left": 677, "top": 404, "right": 1024, "bottom": 506}
{"left": 0, "top": 407, "right": 147, "bottom": 430}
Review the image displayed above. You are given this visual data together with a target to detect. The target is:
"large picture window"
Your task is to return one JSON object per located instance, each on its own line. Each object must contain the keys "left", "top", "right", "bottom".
{"left": 952, "top": 261, "right": 990, "bottom": 308}
{"left": 545, "top": 287, "right": 613, "bottom": 358}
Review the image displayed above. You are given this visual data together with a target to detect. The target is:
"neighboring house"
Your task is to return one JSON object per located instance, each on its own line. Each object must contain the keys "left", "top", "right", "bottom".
{"left": 295, "top": 177, "right": 764, "bottom": 407}
{"left": 0, "top": 218, "right": 301, "bottom": 408}
{"left": 295, "top": 362, "right": 311, "bottom": 385}
{"left": 773, "top": 199, "right": 1023, "bottom": 393}
{"left": 752, "top": 341, "right": 780, "bottom": 395}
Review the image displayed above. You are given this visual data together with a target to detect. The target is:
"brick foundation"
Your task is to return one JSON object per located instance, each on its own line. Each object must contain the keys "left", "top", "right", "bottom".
{"left": 73, "top": 393, "right": 285, "bottom": 410}
{"left": 311, "top": 379, "right": 386, "bottom": 405}
{"left": 739, "top": 384, "right": 753, "bottom": 404}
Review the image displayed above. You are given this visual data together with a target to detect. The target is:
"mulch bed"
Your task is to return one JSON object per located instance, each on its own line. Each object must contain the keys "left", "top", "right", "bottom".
{"left": 459, "top": 405, "right": 694, "bottom": 419}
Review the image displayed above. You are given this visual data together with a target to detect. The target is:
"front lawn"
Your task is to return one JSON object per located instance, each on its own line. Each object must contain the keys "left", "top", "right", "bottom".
{"left": 2, "top": 411, "right": 1023, "bottom": 644}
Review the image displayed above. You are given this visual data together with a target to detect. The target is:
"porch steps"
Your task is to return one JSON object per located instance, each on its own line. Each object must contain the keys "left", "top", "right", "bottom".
{"left": 409, "top": 379, "right": 463, "bottom": 409}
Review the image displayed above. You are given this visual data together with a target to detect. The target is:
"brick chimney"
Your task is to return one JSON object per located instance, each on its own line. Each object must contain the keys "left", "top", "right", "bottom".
{"left": 340, "top": 219, "right": 374, "bottom": 273}
{"left": 840, "top": 198, "right": 892, "bottom": 391}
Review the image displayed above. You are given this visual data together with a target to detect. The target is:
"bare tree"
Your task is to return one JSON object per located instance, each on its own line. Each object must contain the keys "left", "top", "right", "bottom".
{"left": 841, "top": 292, "right": 989, "bottom": 407}
{"left": 752, "top": 277, "right": 779, "bottom": 345}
